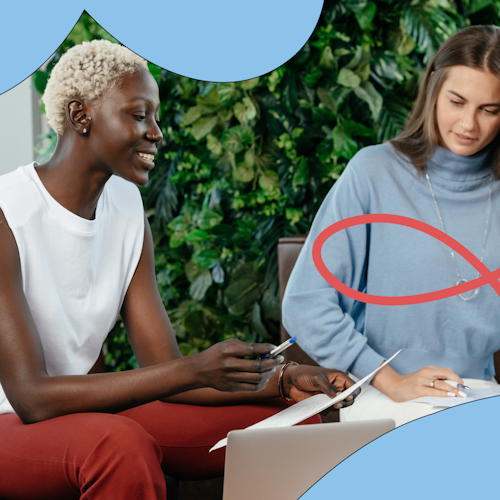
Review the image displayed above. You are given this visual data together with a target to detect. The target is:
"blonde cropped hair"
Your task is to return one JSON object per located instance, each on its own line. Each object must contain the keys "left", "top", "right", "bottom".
{"left": 43, "top": 39, "right": 148, "bottom": 135}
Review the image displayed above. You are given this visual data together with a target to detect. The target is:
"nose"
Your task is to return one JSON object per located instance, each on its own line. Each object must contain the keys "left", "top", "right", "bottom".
{"left": 459, "top": 107, "right": 477, "bottom": 133}
{"left": 146, "top": 120, "right": 163, "bottom": 143}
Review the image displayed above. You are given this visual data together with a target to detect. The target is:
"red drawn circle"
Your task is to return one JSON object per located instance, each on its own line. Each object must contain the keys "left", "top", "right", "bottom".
{"left": 312, "top": 214, "right": 500, "bottom": 306}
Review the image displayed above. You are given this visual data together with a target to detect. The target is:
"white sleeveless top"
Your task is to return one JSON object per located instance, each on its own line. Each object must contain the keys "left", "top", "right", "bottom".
{"left": 0, "top": 163, "right": 144, "bottom": 414}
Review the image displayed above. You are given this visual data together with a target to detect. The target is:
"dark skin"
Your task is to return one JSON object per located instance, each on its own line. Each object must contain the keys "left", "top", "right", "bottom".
{"left": 0, "top": 68, "right": 359, "bottom": 425}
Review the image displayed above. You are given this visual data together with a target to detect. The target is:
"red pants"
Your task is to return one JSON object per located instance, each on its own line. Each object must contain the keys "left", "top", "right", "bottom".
{"left": 0, "top": 399, "right": 321, "bottom": 499}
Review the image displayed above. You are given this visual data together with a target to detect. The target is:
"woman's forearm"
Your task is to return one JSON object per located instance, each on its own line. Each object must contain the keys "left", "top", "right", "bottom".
{"left": 11, "top": 355, "right": 201, "bottom": 424}
{"left": 370, "top": 364, "right": 401, "bottom": 398}
{"left": 162, "top": 368, "right": 281, "bottom": 406}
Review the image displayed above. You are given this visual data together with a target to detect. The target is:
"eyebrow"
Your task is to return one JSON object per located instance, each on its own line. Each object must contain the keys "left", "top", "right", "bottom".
{"left": 128, "top": 96, "right": 156, "bottom": 104}
{"left": 447, "top": 90, "right": 500, "bottom": 107}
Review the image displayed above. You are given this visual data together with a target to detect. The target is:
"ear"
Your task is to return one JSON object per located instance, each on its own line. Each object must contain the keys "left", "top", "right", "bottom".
{"left": 65, "top": 99, "right": 92, "bottom": 135}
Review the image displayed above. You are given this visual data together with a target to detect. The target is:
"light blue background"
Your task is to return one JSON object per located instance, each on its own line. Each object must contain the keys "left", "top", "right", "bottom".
{"left": 302, "top": 397, "right": 500, "bottom": 499}
{"left": 1, "top": 2, "right": 498, "bottom": 498}
{"left": 0, "top": 0, "right": 323, "bottom": 93}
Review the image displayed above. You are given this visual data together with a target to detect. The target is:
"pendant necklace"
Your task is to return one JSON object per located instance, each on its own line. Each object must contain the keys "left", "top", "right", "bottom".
{"left": 425, "top": 172, "right": 493, "bottom": 301}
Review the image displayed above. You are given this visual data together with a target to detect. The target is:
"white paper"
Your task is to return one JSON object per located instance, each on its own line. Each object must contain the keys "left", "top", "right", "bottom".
{"left": 209, "top": 349, "right": 401, "bottom": 452}
{"left": 409, "top": 387, "right": 500, "bottom": 408}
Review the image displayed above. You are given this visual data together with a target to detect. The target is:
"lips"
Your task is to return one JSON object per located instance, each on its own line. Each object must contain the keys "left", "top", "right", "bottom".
{"left": 453, "top": 132, "right": 477, "bottom": 145}
{"left": 136, "top": 151, "right": 156, "bottom": 169}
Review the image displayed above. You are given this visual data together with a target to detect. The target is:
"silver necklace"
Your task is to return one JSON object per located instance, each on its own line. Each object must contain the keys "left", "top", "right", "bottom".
{"left": 425, "top": 172, "right": 493, "bottom": 301}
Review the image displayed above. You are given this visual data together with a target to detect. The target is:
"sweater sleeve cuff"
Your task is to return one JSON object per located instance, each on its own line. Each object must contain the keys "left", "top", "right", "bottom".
{"left": 348, "top": 343, "right": 385, "bottom": 382}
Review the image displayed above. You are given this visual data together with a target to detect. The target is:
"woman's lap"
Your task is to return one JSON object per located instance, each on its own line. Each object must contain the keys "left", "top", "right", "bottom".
{"left": 340, "top": 377, "right": 499, "bottom": 427}
{"left": 0, "top": 399, "right": 321, "bottom": 498}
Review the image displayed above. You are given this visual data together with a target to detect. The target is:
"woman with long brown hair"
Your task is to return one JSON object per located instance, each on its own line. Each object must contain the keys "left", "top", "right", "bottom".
{"left": 283, "top": 25, "right": 500, "bottom": 427}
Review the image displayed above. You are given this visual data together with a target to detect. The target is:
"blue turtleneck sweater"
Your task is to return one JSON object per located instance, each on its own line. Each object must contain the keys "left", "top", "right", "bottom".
{"left": 283, "top": 142, "right": 500, "bottom": 380}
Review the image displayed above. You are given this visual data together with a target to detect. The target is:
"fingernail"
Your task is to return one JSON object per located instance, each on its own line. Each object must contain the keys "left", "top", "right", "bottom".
{"left": 277, "top": 355, "right": 284, "bottom": 364}
{"left": 458, "top": 390, "right": 467, "bottom": 398}
{"left": 447, "top": 392, "right": 456, "bottom": 397}
{"left": 346, "top": 395, "right": 353, "bottom": 401}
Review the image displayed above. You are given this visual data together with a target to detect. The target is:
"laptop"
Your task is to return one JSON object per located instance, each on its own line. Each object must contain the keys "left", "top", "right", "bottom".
{"left": 222, "top": 419, "right": 395, "bottom": 500}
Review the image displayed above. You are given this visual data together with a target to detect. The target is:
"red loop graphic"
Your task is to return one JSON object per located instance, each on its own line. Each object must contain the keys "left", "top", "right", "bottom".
{"left": 312, "top": 214, "right": 500, "bottom": 306}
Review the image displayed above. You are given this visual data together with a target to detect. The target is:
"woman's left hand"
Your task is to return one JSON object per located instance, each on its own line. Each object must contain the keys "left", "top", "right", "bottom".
{"left": 282, "top": 365, "right": 360, "bottom": 409}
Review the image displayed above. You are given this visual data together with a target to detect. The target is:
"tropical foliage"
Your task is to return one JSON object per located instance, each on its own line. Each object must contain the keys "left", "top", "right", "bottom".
{"left": 34, "top": 1, "right": 500, "bottom": 370}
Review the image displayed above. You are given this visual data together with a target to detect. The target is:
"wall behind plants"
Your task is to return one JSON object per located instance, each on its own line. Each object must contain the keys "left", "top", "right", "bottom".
{"left": 34, "top": 1, "right": 500, "bottom": 371}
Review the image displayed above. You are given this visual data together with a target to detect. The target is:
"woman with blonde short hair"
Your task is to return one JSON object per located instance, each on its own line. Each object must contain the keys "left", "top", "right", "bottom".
{"left": 0, "top": 40, "right": 359, "bottom": 499}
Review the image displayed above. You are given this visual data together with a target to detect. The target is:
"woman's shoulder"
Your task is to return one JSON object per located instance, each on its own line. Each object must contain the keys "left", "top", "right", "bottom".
{"left": 0, "top": 165, "right": 32, "bottom": 193}
{"left": 347, "top": 142, "right": 408, "bottom": 175}
{"left": 0, "top": 165, "right": 43, "bottom": 226}
{"left": 105, "top": 175, "right": 144, "bottom": 218}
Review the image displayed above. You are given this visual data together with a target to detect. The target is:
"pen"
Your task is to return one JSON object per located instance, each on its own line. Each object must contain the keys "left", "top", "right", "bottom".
{"left": 443, "top": 379, "right": 471, "bottom": 391}
{"left": 258, "top": 337, "right": 297, "bottom": 359}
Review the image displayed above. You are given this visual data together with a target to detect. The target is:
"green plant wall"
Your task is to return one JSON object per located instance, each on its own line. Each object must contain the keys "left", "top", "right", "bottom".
{"left": 34, "top": 1, "right": 500, "bottom": 370}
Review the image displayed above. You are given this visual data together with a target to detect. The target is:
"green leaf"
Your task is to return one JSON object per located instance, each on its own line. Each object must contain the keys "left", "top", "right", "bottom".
{"left": 224, "top": 276, "right": 262, "bottom": 315}
{"left": 337, "top": 68, "right": 361, "bottom": 88}
{"left": 251, "top": 303, "right": 269, "bottom": 340}
{"left": 342, "top": 119, "right": 375, "bottom": 137}
{"left": 240, "top": 77, "right": 260, "bottom": 90}
{"left": 292, "top": 157, "right": 310, "bottom": 187}
{"left": 195, "top": 249, "right": 219, "bottom": 269}
{"left": 181, "top": 106, "right": 202, "bottom": 126}
{"left": 33, "top": 71, "right": 49, "bottom": 95}
{"left": 212, "top": 262, "right": 225, "bottom": 284}
{"left": 169, "top": 233, "right": 185, "bottom": 248}
{"left": 184, "top": 229, "right": 209, "bottom": 243}
{"left": 304, "top": 70, "right": 323, "bottom": 87}
{"left": 258, "top": 170, "right": 279, "bottom": 192}
{"left": 168, "top": 215, "right": 189, "bottom": 232}
{"left": 345, "top": 45, "right": 371, "bottom": 71}
{"left": 189, "top": 270, "right": 213, "bottom": 300}
{"left": 332, "top": 124, "right": 358, "bottom": 160}
{"left": 233, "top": 163, "right": 255, "bottom": 183}
{"left": 206, "top": 134, "right": 223, "bottom": 156}
{"left": 244, "top": 149, "right": 255, "bottom": 167}
{"left": 353, "top": 81, "right": 383, "bottom": 120}
{"left": 285, "top": 208, "right": 303, "bottom": 226}
{"left": 316, "top": 87, "right": 337, "bottom": 113}
{"left": 185, "top": 259, "right": 203, "bottom": 282}
{"left": 196, "top": 89, "right": 221, "bottom": 114}
{"left": 355, "top": 1, "right": 376, "bottom": 30}
{"left": 261, "top": 288, "right": 281, "bottom": 322}
{"left": 217, "top": 82, "right": 239, "bottom": 105}
{"left": 319, "top": 46, "right": 337, "bottom": 70}
{"left": 471, "top": 0, "right": 492, "bottom": 13}
{"left": 196, "top": 209, "right": 223, "bottom": 230}
{"left": 398, "top": 34, "right": 416, "bottom": 56}
{"left": 190, "top": 116, "right": 218, "bottom": 141}
{"left": 221, "top": 126, "right": 249, "bottom": 154}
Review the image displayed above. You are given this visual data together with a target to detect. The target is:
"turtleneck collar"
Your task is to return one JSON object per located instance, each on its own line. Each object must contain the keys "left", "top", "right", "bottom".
{"left": 427, "top": 145, "right": 493, "bottom": 184}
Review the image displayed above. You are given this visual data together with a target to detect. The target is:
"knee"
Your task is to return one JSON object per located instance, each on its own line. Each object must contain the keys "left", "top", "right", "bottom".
{"left": 74, "top": 413, "right": 161, "bottom": 463}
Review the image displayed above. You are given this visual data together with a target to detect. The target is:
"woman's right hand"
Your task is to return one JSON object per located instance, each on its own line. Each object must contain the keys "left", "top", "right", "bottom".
{"left": 192, "top": 339, "right": 284, "bottom": 393}
{"left": 371, "top": 364, "right": 466, "bottom": 402}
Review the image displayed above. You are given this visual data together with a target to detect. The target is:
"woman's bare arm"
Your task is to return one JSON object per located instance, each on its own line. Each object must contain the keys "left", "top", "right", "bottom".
{"left": 0, "top": 209, "right": 280, "bottom": 424}
{"left": 123, "top": 215, "right": 359, "bottom": 407}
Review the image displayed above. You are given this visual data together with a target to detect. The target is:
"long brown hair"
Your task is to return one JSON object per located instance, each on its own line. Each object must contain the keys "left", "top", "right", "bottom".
{"left": 391, "top": 25, "right": 500, "bottom": 176}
